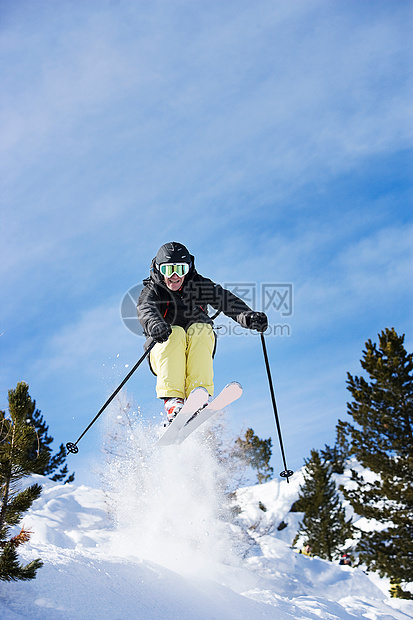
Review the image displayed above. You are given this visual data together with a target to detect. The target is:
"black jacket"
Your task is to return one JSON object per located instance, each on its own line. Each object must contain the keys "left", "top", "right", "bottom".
{"left": 137, "top": 255, "right": 253, "bottom": 338}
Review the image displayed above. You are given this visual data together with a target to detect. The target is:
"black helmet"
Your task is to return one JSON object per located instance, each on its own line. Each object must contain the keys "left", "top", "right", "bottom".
{"left": 155, "top": 242, "right": 191, "bottom": 267}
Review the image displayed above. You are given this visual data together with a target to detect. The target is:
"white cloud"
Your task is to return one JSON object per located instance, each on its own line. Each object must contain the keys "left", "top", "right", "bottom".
{"left": 293, "top": 223, "right": 413, "bottom": 331}
{"left": 1, "top": 0, "right": 410, "bottom": 187}
{"left": 32, "top": 300, "right": 132, "bottom": 378}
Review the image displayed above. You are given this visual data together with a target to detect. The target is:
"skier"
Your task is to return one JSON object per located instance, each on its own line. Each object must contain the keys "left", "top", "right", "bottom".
{"left": 300, "top": 544, "right": 313, "bottom": 557}
{"left": 137, "top": 242, "right": 268, "bottom": 422}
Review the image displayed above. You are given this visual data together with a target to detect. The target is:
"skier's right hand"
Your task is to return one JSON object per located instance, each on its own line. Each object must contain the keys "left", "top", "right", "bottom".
{"left": 150, "top": 322, "right": 172, "bottom": 343}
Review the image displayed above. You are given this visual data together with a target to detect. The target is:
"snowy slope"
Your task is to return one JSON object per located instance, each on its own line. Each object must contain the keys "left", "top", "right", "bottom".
{"left": 1, "top": 427, "right": 412, "bottom": 620}
{"left": 234, "top": 473, "right": 413, "bottom": 619}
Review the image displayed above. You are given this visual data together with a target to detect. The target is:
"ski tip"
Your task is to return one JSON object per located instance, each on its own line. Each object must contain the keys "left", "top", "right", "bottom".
{"left": 190, "top": 386, "right": 209, "bottom": 395}
{"left": 225, "top": 381, "right": 242, "bottom": 390}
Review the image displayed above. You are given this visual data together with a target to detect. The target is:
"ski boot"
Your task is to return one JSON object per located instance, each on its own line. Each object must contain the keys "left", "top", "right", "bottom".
{"left": 164, "top": 397, "right": 184, "bottom": 424}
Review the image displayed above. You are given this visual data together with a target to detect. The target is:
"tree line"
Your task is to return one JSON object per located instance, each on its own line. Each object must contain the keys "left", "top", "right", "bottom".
{"left": 292, "top": 328, "right": 412, "bottom": 599}
{"left": 0, "top": 383, "right": 73, "bottom": 581}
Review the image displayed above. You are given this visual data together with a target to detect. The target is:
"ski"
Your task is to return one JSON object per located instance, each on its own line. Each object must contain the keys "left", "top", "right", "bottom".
{"left": 155, "top": 381, "right": 242, "bottom": 446}
{"left": 155, "top": 386, "right": 209, "bottom": 446}
{"left": 177, "top": 381, "right": 242, "bottom": 443}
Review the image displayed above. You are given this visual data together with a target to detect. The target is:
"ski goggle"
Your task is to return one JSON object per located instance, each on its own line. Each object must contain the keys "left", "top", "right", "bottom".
{"left": 159, "top": 262, "right": 190, "bottom": 277}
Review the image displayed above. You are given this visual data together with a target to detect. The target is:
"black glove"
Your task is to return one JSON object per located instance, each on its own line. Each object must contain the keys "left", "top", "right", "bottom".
{"left": 150, "top": 322, "right": 172, "bottom": 343}
{"left": 241, "top": 311, "right": 268, "bottom": 333}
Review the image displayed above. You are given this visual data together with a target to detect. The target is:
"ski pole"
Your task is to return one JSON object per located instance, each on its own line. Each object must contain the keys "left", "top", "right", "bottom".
{"left": 66, "top": 339, "right": 156, "bottom": 454}
{"left": 260, "top": 333, "right": 294, "bottom": 483}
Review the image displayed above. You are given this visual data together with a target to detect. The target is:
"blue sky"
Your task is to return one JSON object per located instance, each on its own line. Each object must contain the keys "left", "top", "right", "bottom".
{"left": 1, "top": 0, "right": 412, "bottom": 485}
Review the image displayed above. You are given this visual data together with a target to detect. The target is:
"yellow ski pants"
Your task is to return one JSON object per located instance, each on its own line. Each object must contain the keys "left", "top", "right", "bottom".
{"left": 150, "top": 323, "right": 215, "bottom": 399}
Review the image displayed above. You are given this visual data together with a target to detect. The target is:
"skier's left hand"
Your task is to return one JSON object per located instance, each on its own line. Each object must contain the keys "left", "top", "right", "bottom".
{"left": 240, "top": 311, "right": 268, "bottom": 332}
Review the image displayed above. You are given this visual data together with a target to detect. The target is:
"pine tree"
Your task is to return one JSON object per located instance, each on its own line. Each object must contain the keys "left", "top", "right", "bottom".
{"left": 338, "top": 328, "right": 413, "bottom": 598}
{"left": 0, "top": 384, "right": 49, "bottom": 580}
{"left": 19, "top": 383, "right": 74, "bottom": 483}
{"left": 232, "top": 428, "right": 274, "bottom": 483}
{"left": 320, "top": 426, "right": 350, "bottom": 475}
{"left": 293, "top": 449, "right": 353, "bottom": 562}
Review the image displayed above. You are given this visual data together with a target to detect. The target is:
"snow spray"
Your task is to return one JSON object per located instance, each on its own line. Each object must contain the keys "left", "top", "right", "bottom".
{"left": 99, "top": 395, "right": 244, "bottom": 577}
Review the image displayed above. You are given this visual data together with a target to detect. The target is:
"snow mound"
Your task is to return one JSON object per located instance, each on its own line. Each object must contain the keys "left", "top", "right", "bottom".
{"left": 233, "top": 473, "right": 413, "bottom": 619}
{"left": 1, "top": 442, "right": 412, "bottom": 619}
